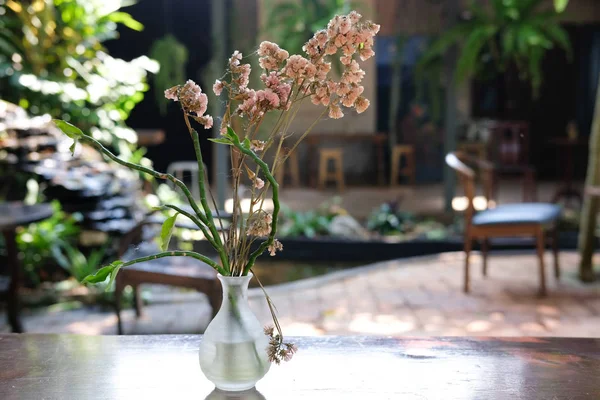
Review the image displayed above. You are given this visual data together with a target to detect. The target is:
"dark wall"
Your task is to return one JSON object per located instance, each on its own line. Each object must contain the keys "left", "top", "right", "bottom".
{"left": 104, "top": 0, "right": 214, "bottom": 173}
{"left": 472, "top": 24, "right": 600, "bottom": 181}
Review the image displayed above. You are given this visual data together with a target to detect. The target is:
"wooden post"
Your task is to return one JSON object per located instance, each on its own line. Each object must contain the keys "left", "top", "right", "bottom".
{"left": 578, "top": 74, "right": 600, "bottom": 282}
{"left": 211, "top": 0, "right": 231, "bottom": 209}
{"left": 443, "top": 0, "right": 460, "bottom": 213}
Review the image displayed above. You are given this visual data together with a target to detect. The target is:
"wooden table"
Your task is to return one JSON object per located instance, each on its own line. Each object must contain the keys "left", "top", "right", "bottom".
{"left": 0, "top": 203, "right": 53, "bottom": 332}
{"left": 306, "top": 133, "right": 387, "bottom": 187}
{"left": 1, "top": 334, "right": 599, "bottom": 399}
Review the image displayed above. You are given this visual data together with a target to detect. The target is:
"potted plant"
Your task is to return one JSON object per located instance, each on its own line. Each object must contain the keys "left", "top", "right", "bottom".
{"left": 54, "top": 11, "right": 379, "bottom": 391}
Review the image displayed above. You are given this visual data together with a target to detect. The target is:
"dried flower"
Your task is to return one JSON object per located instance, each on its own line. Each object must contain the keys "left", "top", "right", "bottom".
{"left": 329, "top": 104, "right": 344, "bottom": 119}
{"left": 178, "top": 80, "right": 208, "bottom": 116}
{"left": 247, "top": 212, "right": 272, "bottom": 237}
{"left": 164, "top": 86, "right": 179, "bottom": 100}
{"left": 213, "top": 80, "right": 224, "bottom": 96}
{"left": 254, "top": 177, "right": 265, "bottom": 190}
{"left": 268, "top": 239, "right": 283, "bottom": 256}
{"left": 355, "top": 96, "right": 370, "bottom": 114}
{"left": 251, "top": 140, "right": 266, "bottom": 152}
{"left": 265, "top": 325, "right": 297, "bottom": 364}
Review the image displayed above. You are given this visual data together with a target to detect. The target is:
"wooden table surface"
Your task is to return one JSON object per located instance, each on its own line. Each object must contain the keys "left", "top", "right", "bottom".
{"left": 1, "top": 334, "right": 599, "bottom": 399}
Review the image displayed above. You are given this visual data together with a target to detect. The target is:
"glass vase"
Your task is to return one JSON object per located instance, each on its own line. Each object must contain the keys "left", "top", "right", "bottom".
{"left": 199, "top": 273, "right": 270, "bottom": 391}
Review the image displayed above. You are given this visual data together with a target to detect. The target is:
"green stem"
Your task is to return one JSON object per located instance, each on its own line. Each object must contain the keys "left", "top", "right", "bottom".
{"left": 160, "top": 205, "right": 219, "bottom": 250}
{"left": 122, "top": 250, "right": 227, "bottom": 276}
{"left": 79, "top": 136, "right": 205, "bottom": 224}
{"left": 79, "top": 134, "right": 230, "bottom": 274}
{"left": 187, "top": 125, "right": 230, "bottom": 273}
{"left": 230, "top": 142, "right": 279, "bottom": 275}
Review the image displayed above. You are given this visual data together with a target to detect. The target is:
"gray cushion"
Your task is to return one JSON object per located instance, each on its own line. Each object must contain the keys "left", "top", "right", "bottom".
{"left": 472, "top": 203, "right": 561, "bottom": 226}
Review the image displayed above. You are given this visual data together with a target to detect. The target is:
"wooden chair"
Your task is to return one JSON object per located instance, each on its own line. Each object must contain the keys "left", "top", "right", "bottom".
{"left": 446, "top": 152, "right": 561, "bottom": 297}
{"left": 318, "top": 148, "right": 345, "bottom": 191}
{"left": 113, "top": 213, "right": 221, "bottom": 335}
{"left": 390, "top": 145, "right": 416, "bottom": 186}
{"left": 275, "top": 149, "right": 300, "bottom": 188}
{"left": 487, "top": 121, "right": 537, "bottom": 202}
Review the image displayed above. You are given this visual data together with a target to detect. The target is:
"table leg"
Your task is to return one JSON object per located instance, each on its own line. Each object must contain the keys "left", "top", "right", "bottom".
{"left": 376, "top": 140, "right": 385, "bottom": 186}
{"left": 3, "top": 229, "right": 24, "bottom": 333}
{"left": 308, "top": 141, "right": 317, "bottom": 188}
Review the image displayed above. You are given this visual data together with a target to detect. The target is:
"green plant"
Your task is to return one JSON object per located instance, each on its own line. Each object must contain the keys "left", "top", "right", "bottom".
{"left": 418, "top": 0, "right": 571, "bottom": 95}
{"left": 150, "top": 34, "right": 188, "bottom": 115}
{"left": 15, "top": 200, "right": 81, "bottom": 285}
{"left": 279, "top": 198, "right": 346, "bottom": 238}
{"left": 55, "top": 11, "right": 379, "bottom": 364}
{"left": 0, "top": 0, "right": 157, "bottom": 156}
{"left": 61, "top": 243, "right": 108, "bottom": 283}
{"left": 366, "top": 202, "right": 415, "bottom": 236}
{"left": 263, "top": 0, "right": 353, "bottom": 55}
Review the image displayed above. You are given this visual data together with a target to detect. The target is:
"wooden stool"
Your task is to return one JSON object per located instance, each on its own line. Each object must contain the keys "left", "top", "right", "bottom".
{"left": 390, "top": 145, "right": 416, "bottom": 186}
{"left": 318, "top": 148, "right": 345, "bottom": 191}
{"left": 275, "top": 150, "right": 300, "bottom": 188}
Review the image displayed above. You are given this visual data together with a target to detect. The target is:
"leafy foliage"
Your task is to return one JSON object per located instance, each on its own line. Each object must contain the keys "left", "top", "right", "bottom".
{"left": 0, "top": 0, "right": 158, "bottom": 156}
{"left": 149, "top": 34, "right": 188, "bottom": 115}
{"left": 15, "top": 200, "right": 82, "bottom": 285}
{"left": 366, "top": 202, "right": 415, "bottom": 236}
{"left": 418, "top": 0, "right": 571, "bottom": 95}
{"left": 279, "top": 198, "right": 347, "bottom": 238}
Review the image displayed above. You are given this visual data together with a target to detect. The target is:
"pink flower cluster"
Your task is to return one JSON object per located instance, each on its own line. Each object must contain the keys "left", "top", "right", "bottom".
{"left": 301, "top": 11, "right": 379, "bottom": 119}
{"left": 257, "top": 41, "right": 289, "bottom": 71}
{"left": 164, "top": 80, "right": 213, "bottom": 129}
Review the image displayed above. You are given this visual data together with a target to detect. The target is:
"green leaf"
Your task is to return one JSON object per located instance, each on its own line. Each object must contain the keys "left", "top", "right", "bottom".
{"left": 106, "top": 263, "right": 123, "bottom": 291}
{"left": 242, "top": 137, "right": 251, "bottom": 150}
{"left": 106, "top": 12, "right": 144, "bottom": 31}
{"left": 207, "top": 138, "right": 233, "bottom": 146}
{"left": 554, "top": 0, "right": 569, "bottom": 13}
{"left": 69, "top": 141, "right": 77, "bottom": 156}
{"left": 81, "top": 261, "right": 123, "bottom": 284}
{"left": 53, "top": 119, "right": 84, "bottom": 140}
{"left": 226, "top": 126, "right": 241, "bottom": 144}
{"left": 160, "top": 213, "right": 178, "bottom": 251}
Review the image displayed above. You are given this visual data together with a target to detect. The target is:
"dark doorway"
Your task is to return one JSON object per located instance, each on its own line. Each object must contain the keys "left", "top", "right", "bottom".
{"left": 104, "top": 0, "right": 214, "bottom": 173}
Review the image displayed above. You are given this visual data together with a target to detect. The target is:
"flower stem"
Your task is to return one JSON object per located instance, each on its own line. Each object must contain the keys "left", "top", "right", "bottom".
{"left": 229, "top": 142, "right": 279, "bottom": 275}
{"left": 121, "top": 250, "right": 227, "bottom": 276}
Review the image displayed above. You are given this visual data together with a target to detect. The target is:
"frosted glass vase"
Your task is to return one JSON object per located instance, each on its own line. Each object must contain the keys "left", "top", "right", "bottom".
{"left": 199, "top": 273, "right": 270, "bottom": 391}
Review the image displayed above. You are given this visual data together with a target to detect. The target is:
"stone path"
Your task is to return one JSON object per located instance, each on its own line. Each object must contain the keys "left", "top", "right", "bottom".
{"left": 2, "top": 251, "right": 600, "bottom": 337}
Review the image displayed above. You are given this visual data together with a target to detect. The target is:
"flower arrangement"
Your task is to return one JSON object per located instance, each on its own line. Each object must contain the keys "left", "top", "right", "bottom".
{"left": 54, "top": 11, "right": 379, "bottom": 365}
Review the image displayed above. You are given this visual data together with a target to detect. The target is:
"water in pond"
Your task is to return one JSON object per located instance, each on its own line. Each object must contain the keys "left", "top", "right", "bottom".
{"left": 249, "top": 260, "right": 365, "bottom": 287}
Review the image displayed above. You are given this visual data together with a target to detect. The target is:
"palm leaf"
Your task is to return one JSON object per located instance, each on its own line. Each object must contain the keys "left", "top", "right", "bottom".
{"left": 455, "top": 25, "right": 498, "bottom": 82}
{"left": 542, "top": 23, "right": 572, "bottom": 58}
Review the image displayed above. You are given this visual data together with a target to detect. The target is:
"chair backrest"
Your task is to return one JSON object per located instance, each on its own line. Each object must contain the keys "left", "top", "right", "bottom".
{"left": 166, "top": 161, "right": 209, "bottom": 200}
{"left": 488, "top": 121, "right": 529, "bottom": 167}
{"left": 446, "top": 152, "right": 476, "bottom": 227}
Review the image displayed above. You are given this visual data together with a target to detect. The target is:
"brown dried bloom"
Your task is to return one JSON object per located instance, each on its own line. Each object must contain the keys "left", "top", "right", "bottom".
{"left": 251, "top": 140, "right": 266, "bottom": 152}
{"left": 268, "top": 239, "right": 283, "bottom": 256}
{"left": 178, "top": 80, "right": 208, "bottom": 116}
{"left": 247, "top": 212, "right": 272, "bottom": 237}
{"left": 264, "top": 325, "right": 297, "bottom": 364}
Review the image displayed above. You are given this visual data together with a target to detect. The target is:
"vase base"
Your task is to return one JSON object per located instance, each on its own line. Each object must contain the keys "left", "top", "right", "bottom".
{"left": 214, "top": 382, "right": 256, "bottom": 392}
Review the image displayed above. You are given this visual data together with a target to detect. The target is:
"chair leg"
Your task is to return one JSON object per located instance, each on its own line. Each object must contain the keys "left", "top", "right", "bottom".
{"left": 409, "top": 151, "right": 416, "bottom": 185}
{"left": 552, "top": 227, "right": 560, "bottom": 279}
{"left": 4, "top": 230, "right": 24, "bottom": 333}
{"left": 114, "top": 279, "right": 124, "bottom": 335}
{"left": 464, "top": 235, "right": 472, "bottom": 293}
{"left": 536, "top": 228, "right": 547, "bottom": 297}
{"left": 318, "top": 156, "right": 327, "bottom": 190}
{"left": 132, "top": 285, "right": 143, "bottom": 318}
{"left": 390, "top": 150, "right": 399, "bottom": 187}
{"left": 481, "top": 238, "right": 489, "bottom": 277}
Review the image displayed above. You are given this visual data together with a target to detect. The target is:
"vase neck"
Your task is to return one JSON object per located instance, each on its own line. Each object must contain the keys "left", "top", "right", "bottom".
{"left": 218, "top": 274, "right": 252, "bottom": 302}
